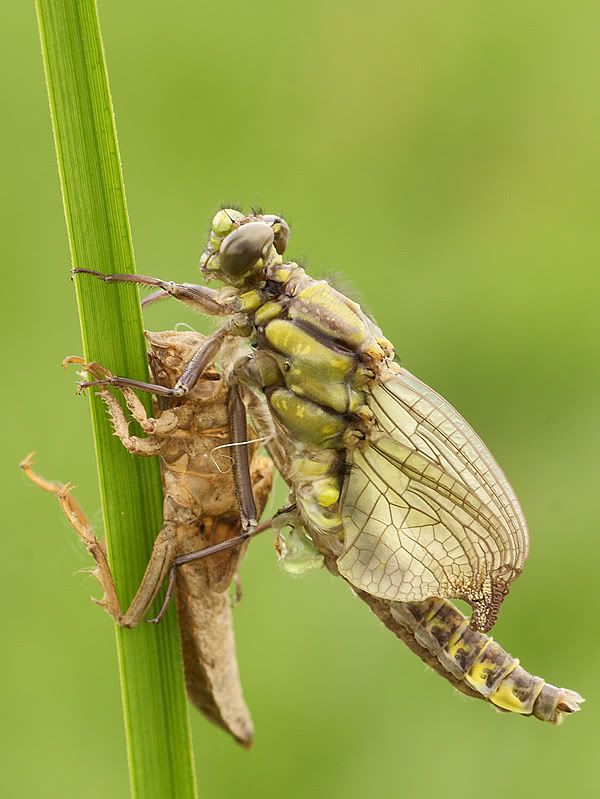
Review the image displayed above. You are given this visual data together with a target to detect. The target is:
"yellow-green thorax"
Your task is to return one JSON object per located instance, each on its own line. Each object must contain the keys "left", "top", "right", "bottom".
{"left": 199, "top": 209, "right": 393, "bottom": 542}
{"left": 247, "top": 270, "right": 391, "bottom": 541}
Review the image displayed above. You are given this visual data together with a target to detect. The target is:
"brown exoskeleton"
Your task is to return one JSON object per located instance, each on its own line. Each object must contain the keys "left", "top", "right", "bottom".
{"left": 21, "top": 330, "right": 272, "bottom": 747}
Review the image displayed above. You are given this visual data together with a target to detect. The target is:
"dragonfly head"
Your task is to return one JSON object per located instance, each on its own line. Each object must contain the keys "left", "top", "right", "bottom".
{"left": 200, "top": 209, "right": 290, "bottom": 287}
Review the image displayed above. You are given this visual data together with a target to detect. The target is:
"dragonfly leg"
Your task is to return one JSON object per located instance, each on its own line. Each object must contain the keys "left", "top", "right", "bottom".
{"left": 146, "top": 566, "right": 177, "bottom": 624}
{"left": 227, "top": 379, "right": 259, "bottom": 534}
{"left": 73, "top": 268, "right": 238, "bottom": 316}
{"left": 145, "top": 515, "right": 277, "bottom": 624}
{"left": 77, "top": 322, "right": 232, "bottom": 398}
{"left": 141, "top": 288, "right": 169, "bottom": 308}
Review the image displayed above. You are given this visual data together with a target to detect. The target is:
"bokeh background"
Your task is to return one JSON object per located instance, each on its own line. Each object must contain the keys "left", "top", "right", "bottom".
{"left": 2, "top": 1, "right": 599, "bottom": 796}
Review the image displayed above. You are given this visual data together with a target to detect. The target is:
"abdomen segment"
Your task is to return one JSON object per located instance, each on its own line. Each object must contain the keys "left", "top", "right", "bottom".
{"left": 351, "top": 590, "right": 582, "bottom": 723}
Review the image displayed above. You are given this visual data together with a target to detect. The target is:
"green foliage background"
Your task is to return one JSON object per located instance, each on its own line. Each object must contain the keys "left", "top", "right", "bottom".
{"left": 3, "top": 1, "right": 598, "bottom": 796}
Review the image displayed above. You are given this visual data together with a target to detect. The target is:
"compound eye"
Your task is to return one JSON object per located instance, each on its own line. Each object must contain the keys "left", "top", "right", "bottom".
{"left": 219, "top": 222, "right": 274, "bottom": 279}
{"left": 211, "top": 208, "right": 244, "bottom": 237}
{"left": 272, "top": 219, "right": 289, "bottom": 254}
{"left": 261, "top": 215, "right": 290, "bottom": 255}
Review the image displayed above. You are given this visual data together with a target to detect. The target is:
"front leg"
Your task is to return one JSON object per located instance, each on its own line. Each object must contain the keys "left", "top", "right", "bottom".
{"left": 73, "top": 268, "right": 239, "bottom": 316}
{"left": 20, "top": 455, "right": 176, "bottom": 626}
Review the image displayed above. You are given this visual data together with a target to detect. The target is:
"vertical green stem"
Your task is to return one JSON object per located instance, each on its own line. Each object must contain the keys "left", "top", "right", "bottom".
{"left": 35, "top": 2, "right": 198, "bottom": 796}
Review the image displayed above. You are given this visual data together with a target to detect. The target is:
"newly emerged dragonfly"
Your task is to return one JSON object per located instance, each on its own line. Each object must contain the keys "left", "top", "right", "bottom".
{"left": 73, "top": 208, "right": 582, "bottom": 723}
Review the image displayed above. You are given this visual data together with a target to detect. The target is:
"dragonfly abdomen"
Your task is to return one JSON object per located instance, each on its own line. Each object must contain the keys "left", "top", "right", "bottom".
{"left": 386, "top": 597, "right": 582, "bottom": 723}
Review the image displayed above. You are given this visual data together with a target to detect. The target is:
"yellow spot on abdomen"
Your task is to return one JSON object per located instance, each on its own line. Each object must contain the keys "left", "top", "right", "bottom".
{"left": 490, "top": 677, "right": 529, "bottom": 714}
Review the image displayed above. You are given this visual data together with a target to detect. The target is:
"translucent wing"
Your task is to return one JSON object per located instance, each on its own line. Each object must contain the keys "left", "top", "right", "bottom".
{"left": 339, "top": 366, "right": 529, "bottom": 631}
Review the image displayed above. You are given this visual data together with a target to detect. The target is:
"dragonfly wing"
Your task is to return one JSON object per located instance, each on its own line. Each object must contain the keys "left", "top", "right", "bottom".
{"left": 339, "top": 367, "right": 529, "bottom": 632}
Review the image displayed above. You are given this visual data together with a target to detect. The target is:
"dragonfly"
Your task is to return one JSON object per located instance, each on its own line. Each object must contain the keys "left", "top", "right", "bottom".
{"left": 73, "top": 208, "right": 582, "bottom": 723}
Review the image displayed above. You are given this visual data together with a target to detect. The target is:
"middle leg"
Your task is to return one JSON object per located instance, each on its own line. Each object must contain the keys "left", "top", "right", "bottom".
{"left": 77, "top": 322, "right": 233, "bottom": 399}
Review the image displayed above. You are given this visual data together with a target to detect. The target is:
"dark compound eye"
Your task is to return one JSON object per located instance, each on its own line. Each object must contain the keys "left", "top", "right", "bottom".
{"left": 261, "top": 215, "right": 290, "bottom": 255}
{"left": 273, "top": 221, "right": 289, "bottom": 255}
{"left": 283, "top": 360, "right": 291, "bottom": 372}
{"left": 219, "top": 222, "right": 274, "bottom": 279}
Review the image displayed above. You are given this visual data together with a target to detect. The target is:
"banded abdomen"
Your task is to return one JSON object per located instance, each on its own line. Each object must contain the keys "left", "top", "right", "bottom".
{"left": 351, "top": 586, "right": 582, "bottom": 723}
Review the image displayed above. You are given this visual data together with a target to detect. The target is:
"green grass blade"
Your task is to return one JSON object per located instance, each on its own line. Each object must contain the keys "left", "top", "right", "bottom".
{"left": 35, "top": 2, "right": 198, "bottom": 797}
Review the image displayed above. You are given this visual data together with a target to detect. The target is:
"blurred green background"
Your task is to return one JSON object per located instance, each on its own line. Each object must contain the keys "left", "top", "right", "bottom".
{"left": 2, "top": 1, "right": 598, "bottom": 796}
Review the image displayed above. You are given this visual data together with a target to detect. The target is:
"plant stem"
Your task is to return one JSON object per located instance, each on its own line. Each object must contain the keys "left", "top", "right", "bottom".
{"left": 35, "top": 2, "right": 198, "bottom": 796}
